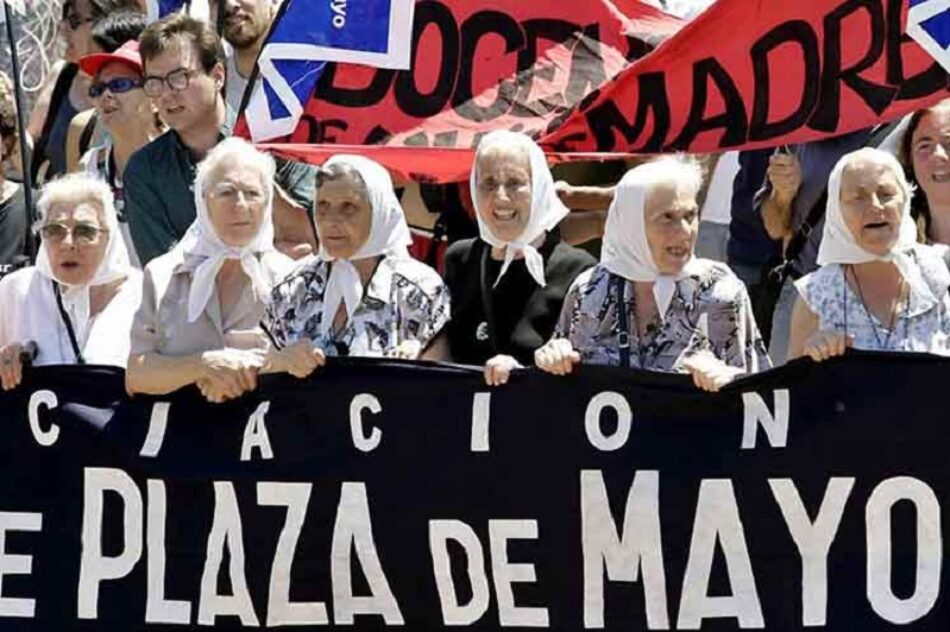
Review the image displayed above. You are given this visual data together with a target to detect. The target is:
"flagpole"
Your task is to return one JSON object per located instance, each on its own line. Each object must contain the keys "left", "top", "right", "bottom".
{"left": 3, "top": 1, "right": 36, "bottom": 260}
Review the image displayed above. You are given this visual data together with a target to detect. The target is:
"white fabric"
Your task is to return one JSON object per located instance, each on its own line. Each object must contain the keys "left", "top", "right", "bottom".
{"left": 35, "top": 194, "right": 133, "bottom": 349}
{"left": 469, "top": 131, "right": 568, "bottom": 288}
{"left": 318, "top": 154, "right": 413, "bottom": 336}
{"left": 817, "top": 149, "right": 919, "bottom": 280}
{"left": 175, "top": 168, "right": 277, "bottom": 323}
{"left": 600, "top": 166, "right": 701, "bottom": 317}
{"left": 0, "top": 266, "right": 142, "bottom": 366}
{"left": 81, "top": 142, "right": 143, "bottom": 270}
{"left": 700, "top": 151, "right": 740, "bottom": 225}
{"left": 225, "top": 49, "right": 252, "bottom": 115}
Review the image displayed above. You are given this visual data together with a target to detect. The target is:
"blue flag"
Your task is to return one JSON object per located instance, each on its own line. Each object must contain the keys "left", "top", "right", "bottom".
{"left": 243, "top": 0, "right": 414, "bottom": 141}
{"left": 907, "top": 0, "right": 950, "bottom": 72}
{"left": 145, "top": 0, "right": 209, "bottom": 23}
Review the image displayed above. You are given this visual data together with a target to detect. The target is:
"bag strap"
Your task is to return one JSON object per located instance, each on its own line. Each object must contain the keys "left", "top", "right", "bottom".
{"left": 478, "top": 246, "right": 499, "bottom": 354}
{"left": 51, "top": 280, "right": 85, "bottom": 365}
{"left": 78, "top": 111, "right": 98, "bottom": 157}
{"left": 613, "top": 275, "right": 631, "bottom": 369}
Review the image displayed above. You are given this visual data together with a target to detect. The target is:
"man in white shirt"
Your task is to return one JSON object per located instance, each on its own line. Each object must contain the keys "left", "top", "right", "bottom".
{"left": 213, "top": 0, "right": 278, "bottom": 112}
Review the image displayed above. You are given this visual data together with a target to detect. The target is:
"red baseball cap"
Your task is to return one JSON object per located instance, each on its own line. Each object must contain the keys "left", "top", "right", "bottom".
{"left": 79, "top": 40, "right": 143, "bottom": 78}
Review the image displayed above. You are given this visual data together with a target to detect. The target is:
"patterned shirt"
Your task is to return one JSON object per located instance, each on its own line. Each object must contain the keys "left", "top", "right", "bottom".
{"left": 795, "top": 244, "right": 950, "bottom": 354}
{"left": 266, "top": 255, "right": 451, "bottom": 357}
{"left": 554, "top": 261, "right": 771, "bottom": 373}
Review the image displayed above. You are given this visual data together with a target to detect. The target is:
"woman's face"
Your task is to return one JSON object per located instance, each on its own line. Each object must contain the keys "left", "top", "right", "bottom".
{"left": 42, "top": 198, "right": 109, "bottom": 286}
{"left": 314, "top": 176, "right": 373, "bottom": 260}
{"left": 62, "top": 0, "right": 96, "bottom": 64}
{"left": 205, "top": 159, "right": 268, "bottom": 248}
{"left": 643, "top": 180, "right": 699, "bottom": 275}
{"left": 474, "top": 146, "right": 532, "bottom": 243}
{"left": 910, "top": 107, "right": 950, "bottom": 209}
{"left": 92, "top": 62, "right": 150, "bottom": 133}
{"left": 839, "top": 157, "right": 906, "bottom": 256}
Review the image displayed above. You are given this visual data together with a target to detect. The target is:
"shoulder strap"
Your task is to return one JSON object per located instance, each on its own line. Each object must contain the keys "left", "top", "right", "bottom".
{"left": 31, "top": 64, "right": 79, "bottom": 181}
{"left": 51, "top": 280, "right": 85, "bottom": 365}
{"left": 78, "top": 111, "right": 98, "bottom": 157}
{"left": 613, "top": 275, "right": 631, "bottom": 369}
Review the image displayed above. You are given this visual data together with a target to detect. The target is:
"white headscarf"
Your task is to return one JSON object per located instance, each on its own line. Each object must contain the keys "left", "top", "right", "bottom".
{"left": 176, "top": 143, "right": 277, "bottom": 323}
{"left": 469, "top": 131, "right": 569, "bottom": 288}
{"left": 817, "top": 148, "right": 918, "bottom": 278}
{"left": 36, "top": 180, "right": 132, "bottom": 348}
{"left": 318, "top": 154, "right": 413, "bottom": 336}
{"left": 600, "top": 158, "right": 703, "bottom": 317}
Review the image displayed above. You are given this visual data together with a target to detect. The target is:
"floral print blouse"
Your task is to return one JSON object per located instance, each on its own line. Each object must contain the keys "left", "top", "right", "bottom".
{"left": 266, "top": 255, "right": 451, "bottom": 357}
{"left": 553, "top": 260, "right": 771, "bottom": 373}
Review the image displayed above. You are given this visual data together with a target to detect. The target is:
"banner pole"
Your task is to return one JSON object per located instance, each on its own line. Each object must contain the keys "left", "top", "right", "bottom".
{"left": 3, "top": 1, "right": 36, "bottom": 261}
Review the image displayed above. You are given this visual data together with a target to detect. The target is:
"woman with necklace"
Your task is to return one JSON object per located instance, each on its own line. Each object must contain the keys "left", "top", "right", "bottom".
{"left": 787, "top": 148, "right": 950, "bottom": 361}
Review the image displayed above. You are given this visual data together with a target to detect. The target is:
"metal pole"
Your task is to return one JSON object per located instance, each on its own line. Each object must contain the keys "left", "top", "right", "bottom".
{"left": 3, "top": 1, "right": 36, "bottom": 261}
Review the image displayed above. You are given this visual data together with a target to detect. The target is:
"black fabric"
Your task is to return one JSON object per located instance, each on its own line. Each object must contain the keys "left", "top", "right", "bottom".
{"left": 444, "top": 231, "right": 595, "bottom": 365}
{"left": 78, "top": 111, "right": 99, "bottom": 157}
{"left": 30, "top": 63, "right": 79, "bottom": 182}
{"left": 0, "top": 184, "right": 31, "bottom": 276}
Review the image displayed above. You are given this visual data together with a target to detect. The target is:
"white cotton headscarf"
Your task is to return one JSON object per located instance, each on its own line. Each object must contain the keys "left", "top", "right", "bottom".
{"left": 176, "top": 141, "right": 277, "bottom": 323}
{"left": 318, "top": 154, "right": 413, "bottom": 336}
{"left": 36, "top": 179, "right": 132, "bottom": 348}
{"left": 469, "top": 131, "right": 569, "bottom": 288}
{"left": 817, "top": 148, "right": 918, "bottom": 278}
{"left": 600, "top": 158, "right": 703, "bottom": 317}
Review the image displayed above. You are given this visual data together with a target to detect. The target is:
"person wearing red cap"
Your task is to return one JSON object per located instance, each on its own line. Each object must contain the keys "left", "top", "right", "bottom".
{"left": 78, "top": 30, "right": 165, "bottom": 268}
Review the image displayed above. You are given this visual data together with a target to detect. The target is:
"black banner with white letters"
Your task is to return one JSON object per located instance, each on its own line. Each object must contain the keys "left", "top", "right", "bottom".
{"left": 0, "top": 353, "right": 947, "bottom": 630}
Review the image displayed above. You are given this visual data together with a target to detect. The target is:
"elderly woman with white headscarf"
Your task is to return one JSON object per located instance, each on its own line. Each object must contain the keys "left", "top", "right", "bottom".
{"left": 444, "top": 131, "right": 596, "bottom": 385}
{"left": 535, "top": 156, "right": 770, "bottom": 391}
{"left": 0, "top": 173, "right": 141, "bottom": 389}
{"left": 126, "top": 137, "right": 319, "bottom": 403}
{"left": 266, "top": 155, "right": 450, "bottom": 358}
{"left": 787, "top": 148, "right": 950, "bottom": 361}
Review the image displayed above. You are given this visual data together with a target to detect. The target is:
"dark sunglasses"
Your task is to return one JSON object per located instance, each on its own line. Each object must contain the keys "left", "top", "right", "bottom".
{"left": 40, "top": 222, "right": 107, "bottom": 245}
{"left": 88, "top": 77, "right": 143, "bottom": 99}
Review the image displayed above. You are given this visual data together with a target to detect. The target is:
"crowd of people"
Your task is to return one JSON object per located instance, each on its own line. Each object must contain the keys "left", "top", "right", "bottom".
{"left": 0, "top": 0, "right": 949, "bottom": 402}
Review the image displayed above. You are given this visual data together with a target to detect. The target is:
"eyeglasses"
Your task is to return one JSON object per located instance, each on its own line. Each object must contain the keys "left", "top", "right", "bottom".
{"left": 88, "top": 77, "right": 143, "bottom": 99}
{"left": 143, "top": 68, "right": 199, "bottom": 97}
{"left": 476, "top": 178, "right": 531, "bottom": 195}
{"left": 40, "top": 222, "right": 107, "bottom": 245}
{"left": 209, "top": 182, "right": 266, "bottom": 205}
{"left": 62, "top": 12, "right": 93, "bottom": 30}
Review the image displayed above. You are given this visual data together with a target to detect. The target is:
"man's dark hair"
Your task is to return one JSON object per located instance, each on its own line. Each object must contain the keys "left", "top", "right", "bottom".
{"left": 91, "top": 10, "right": 147, "bottom": 53}
{"left": 63, "top": 0, "right": 139, "bottom": 23}
{"left": 139, "top": 12, "right": 225, "bottom": 73}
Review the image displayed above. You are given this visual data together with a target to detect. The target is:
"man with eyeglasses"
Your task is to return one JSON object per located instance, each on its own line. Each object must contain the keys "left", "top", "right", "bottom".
{"left": 123, "top": 12, "right": 230, "bottom": 265}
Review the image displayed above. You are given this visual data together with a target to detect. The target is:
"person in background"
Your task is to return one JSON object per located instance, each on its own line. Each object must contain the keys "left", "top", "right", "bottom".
{"left": 695, "top": 151, "right": 740, "bottom": 262}
{"left": 212, "top": 0, "right": 278, "bottom": 113}
{"left": 536, "top": 156, "right": 770, "bottom": 392}
{"left": 267, "top": 155, "right": 451, "bottom": 360}
{"left": 0, "top": 174, "right": 142, "bottom": 389}
{"left": 901, "top": 98, "right": 950, "bottom": 245}
{"left": 0, "top": 72, "right": 31, "bottom": 276}
{"left": 78, "top": 36, "right": 165, "bottom": 268}
{"left": 788, "top": 148, "right": 950, "bottom": 361}
{"left": 444, "top": 131, "right": 596, "bottom": 386}
{"left": 28, "top": 0, "right": 140, "bottom": 183}
{"left": 126, "top": 138, "right": 314, "bottom": 403}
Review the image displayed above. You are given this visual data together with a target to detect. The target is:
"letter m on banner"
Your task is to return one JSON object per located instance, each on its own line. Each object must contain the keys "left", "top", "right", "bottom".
{"left": 244, "top": 0, "right": 414, "bottom": 142}
{"left": 907, "top": 0, "right": 950, "bottom": 72}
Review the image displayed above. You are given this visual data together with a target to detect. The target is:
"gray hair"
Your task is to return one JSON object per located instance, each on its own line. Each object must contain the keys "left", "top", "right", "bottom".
{"left": 635, "top": 154, "right": 704, "bottom": 200}
{"left": 315, "top": 161, "right": 368, "bottom": 200}
{"left": 195, "top": 137, "right": 276, "bottom": 200}
{"left": 839, "top": 147, "right": 915, "bottom": 202}
{"left": 36, "top": 173, "right": 117, "bottom": 229}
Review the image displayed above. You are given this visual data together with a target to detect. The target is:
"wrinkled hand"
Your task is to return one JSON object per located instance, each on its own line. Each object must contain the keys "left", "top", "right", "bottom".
{"left": 535, "top": 339, "right": 581, "bottom": 376}
{"left": 484, "top": 354, "right": 521, "bottom": 386}
{"left": 682, "top": 353, "right": 743, "bottom": 393}
{"left": 767, "top": 152, "right": 802, "bottom": 200}
{"left": 270, "top": 340, "right": 325, "bottom": 378}
{"left": 385, "top": 340, "right": 423, "bottom": 360}
{"left": 0, "top": 344, "right": 23, "bottom": 391}
{"left": 198, "top": 348, "right": 266, "bottom": 403}
{"left": 803, "top": 330, "right": 854, "bottom": 362}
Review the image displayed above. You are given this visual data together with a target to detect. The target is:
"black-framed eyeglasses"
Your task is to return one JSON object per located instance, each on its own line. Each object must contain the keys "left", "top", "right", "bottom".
{"left": 88, "top": 77, "right": 143, "bottom": 99}
{"left": 40, "top": 222, "right": 107, "bottom": 245}
{"left": 142, "top": 68, "right": 199, "bottom": 97}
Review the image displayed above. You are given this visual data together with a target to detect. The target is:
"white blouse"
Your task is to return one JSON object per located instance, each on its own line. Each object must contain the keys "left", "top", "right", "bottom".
{"left": 0, "top": 266, "right": 143, "bottom": 367}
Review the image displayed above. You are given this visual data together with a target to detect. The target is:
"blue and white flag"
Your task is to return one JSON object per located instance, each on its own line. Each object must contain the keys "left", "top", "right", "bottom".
{"left": 145, "top": 0, "right": 210, "bottom": 24}
{"left": 907, "top": 0, "right": 950, "bottom": 73}
{"left": 244, "top": 0, "right": 414, "bottom": 141}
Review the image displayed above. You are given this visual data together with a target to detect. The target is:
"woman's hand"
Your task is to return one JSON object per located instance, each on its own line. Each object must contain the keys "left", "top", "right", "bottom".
{"left": 803, "top": 330, "right": 854, "bottom": 362}
{"left": 385, "top": 340, "right": 423, "bottom": 360}
{"left": 0, "top": 344, "right": 24, "bottom": 391}
{"left": 268, "top": 340, "right": 325, "bottom": 378}
{"left": 484, "top": 354, "right": 521, "bottom": 386}
{"left": 535, "top": 339, "right": 581, "bottom": 375}
{"left": 682, "top": 352, "right": 743, "bottom": 393}
{"left": 198, "top": 348, "right": 266, "bottom": 403}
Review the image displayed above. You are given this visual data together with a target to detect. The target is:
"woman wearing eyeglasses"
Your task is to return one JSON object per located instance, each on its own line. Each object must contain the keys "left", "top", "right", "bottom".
{"left": 0, "top": 174, "right": 141, "bottom": 389}
{"left": 126, "top": 138, "right": 317, "bottom": 404}
{"left": 78, "top": 35, "right": 164, "bottom": 268}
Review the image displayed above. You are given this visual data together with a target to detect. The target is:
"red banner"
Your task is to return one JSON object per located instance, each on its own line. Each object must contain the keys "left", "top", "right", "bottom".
{"left": 543, "top": 0, "right": 950, "bottom": 153}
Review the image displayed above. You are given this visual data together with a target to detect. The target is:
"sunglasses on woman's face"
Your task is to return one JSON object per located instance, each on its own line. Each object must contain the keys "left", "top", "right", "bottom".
{"left": 88, "top": 77, "right": 142, "bottom": 99}
{"left": 40, "top": 222, "right": 107, "bottom": 245}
